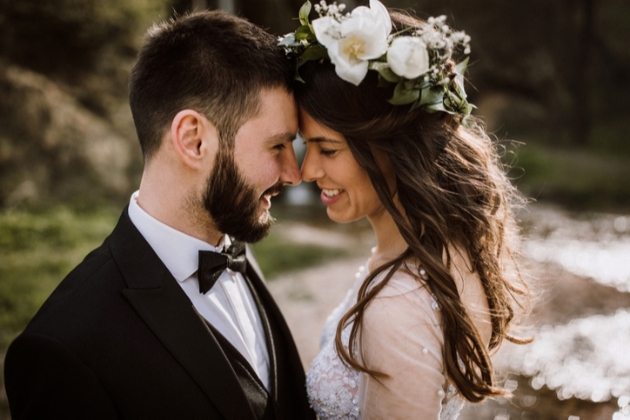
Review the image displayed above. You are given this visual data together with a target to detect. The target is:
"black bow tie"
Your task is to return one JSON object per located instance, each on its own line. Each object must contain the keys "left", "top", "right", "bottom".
{"left": 198, "top": 240, "right": 247, "bottom": 294}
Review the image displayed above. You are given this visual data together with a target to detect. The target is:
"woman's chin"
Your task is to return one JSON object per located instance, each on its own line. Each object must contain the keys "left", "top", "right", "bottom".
{"left": 326, "top": 207, "right": 358, "bottom": 224}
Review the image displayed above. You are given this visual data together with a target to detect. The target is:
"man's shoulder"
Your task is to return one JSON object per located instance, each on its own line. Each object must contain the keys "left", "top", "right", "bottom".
{"left": 67, "top": 236, "right": 117, "bottom": 282}
{"left": 23, "top": 235, "right": 125, "bottom": 336}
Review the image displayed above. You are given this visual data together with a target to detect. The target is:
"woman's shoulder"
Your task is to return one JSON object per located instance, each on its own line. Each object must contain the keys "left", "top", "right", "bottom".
{"left": 365, "top": 267, "right": 441, "bottom": 329}
{"left": 369, "top": 264, "right": 433, "bottom": 304}
{"left": 366, "top": 249, "right": 492, "bottom": 344}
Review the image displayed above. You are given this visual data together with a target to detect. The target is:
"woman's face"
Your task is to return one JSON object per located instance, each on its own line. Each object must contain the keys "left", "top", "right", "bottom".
{"left": 299, "top": 109, "right": 386, "bottom": 223}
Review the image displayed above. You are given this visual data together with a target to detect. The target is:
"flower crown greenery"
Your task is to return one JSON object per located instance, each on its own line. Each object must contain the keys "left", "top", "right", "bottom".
{"left": 279, "top": 0, "right": 475, "bottom": 117}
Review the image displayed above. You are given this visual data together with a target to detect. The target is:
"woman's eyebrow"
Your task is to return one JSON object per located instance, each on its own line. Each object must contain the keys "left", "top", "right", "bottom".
{"left": 305, "top": 136, "right": 342, "bottom": 144}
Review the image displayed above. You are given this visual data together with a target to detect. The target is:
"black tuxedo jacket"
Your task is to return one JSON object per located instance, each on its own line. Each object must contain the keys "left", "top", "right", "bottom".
{"left": 4, "top": 208, "right": 315, "bottom": 420}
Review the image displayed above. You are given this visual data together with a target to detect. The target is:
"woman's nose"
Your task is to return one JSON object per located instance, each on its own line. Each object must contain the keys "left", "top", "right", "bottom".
{"left": 300, "top": 147, "right": 324, "bottom": 182}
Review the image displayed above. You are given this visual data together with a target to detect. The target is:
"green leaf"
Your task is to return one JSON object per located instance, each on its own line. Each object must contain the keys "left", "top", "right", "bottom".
{"left": 299, "top": 44, "right": 328, "bottom": 61}
{"left": 296, "top": 58, "right": 307, "bottom": 69}
{"left": 404, "top": 79, "right": 416, "bottom": 90}
{"left": 377, "top": 75, "right": 394, "bottom": 88}
{"left": 369, "top": 62, "right": 400, "bottom": 83}
{"left": 409, "top": 98, "right": 423, "bottom": 112}
{"left": 418, "top": 78, "right": 432, "bottom": 90}
{"left": 454, "top": 57, "right": 469, "bottom": 98}
{"left": 294, "top": 59, "right": 306, "bottom": 83}
{"left": 388, "top": 81, "right": 420, "bottom": 105}
{"left": 295, "top": 25, "right": 315, "bottom": 41}
{"left": 419, "top": 85, "right": 445, "bottom": 107}
{"left": 299, "top": 1, "right": 312, "bottom": 26}
{"left": 425, "top": 102, "right": 455, "bottom": 114}
{"left": 454, "top": 56, "right": 469, "bottom": 76}
{"left": 294, "top": 72, "right": 306, "bottom": 83}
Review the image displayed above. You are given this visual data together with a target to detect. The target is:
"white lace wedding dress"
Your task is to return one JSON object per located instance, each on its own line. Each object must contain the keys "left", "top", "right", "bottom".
{"left": 306, "top": 260, "right": 470, "bottom": 419}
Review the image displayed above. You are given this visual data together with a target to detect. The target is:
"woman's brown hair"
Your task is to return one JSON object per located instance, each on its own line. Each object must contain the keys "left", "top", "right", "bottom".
{"left": 294, "top": 12, "right": 530, "bottom": 403}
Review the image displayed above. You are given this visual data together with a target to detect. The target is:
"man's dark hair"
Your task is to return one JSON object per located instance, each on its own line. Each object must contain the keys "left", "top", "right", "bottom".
{"left": 129, "top": 11, "right": 293, "bottom": 161}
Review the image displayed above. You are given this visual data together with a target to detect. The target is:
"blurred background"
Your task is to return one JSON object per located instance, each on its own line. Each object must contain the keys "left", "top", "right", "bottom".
{"left": 0, "top": 0, "right": 629, "bottom": 418}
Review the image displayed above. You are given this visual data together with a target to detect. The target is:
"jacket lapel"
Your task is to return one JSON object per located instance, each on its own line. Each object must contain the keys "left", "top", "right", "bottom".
{"left": 244, "top": 245, "right": 309, "bottom": 415}
{"left": 110, "top": 208, "right": 256, "bottom": 419}
{"left": 243, "top": 247, "right": 278, "bottom": 400}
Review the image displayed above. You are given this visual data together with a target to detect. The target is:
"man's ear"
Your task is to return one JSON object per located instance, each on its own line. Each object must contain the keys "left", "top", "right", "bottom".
{"left": 170, "top": 109, "right": 218, "bottom": 169}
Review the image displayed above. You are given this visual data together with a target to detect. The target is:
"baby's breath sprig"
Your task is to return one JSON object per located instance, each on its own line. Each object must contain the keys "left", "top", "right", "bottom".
{"left": 313, "top": 1, "right": 346, "bottom": 20}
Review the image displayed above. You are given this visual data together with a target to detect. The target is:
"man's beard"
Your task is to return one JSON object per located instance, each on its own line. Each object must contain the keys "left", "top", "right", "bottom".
{"left": 202, "top": 150, "right": 283, "bottom": 243}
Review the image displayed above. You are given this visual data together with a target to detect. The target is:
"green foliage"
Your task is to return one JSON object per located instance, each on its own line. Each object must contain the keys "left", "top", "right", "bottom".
{"left": 508, "top": 143, "right": 630, "bottom": 210}
{"left": 279, "top": 1, "right": 327, "bottom": 83}
{"left": 252, "top": 229, "right": 346, "bottom": 279}
{"left": 0, "top": 208, "right": 118, "bottom": 348}
{"left": 371, "top": 62, "right": 400, "bottom": 83}
{"left": 384, "top": 58, "right": 474, "bottom": 115}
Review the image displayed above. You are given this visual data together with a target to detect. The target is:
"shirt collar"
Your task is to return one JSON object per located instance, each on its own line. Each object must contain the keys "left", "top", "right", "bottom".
{"left": 127, "top": 191, "right": 230, "bottom": 282}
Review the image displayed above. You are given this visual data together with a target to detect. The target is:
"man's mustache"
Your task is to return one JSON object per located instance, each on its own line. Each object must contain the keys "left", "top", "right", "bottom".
{"left": 263, "top": 183, "right": 284, "bottom": 197}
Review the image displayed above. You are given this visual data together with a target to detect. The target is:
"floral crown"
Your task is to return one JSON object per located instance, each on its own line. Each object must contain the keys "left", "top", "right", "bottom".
{"left": 279, "top": 0, "right": 474, "bottom": 117}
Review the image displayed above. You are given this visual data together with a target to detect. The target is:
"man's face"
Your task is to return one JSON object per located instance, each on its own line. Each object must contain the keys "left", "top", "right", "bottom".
{"left": 202, "top": 87, "right": 300, "bottom": 243}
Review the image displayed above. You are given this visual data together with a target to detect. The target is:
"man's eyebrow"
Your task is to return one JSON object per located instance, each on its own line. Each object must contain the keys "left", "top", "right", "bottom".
{"left": 266, "top": 132, "right": 297, "bottom": 143}
{"left": 305, "top": 136, "right": 342, "bottom": 144}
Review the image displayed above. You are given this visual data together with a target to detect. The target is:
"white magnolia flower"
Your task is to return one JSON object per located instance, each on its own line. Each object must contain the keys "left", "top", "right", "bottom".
{"left": 387, "top": 36, "right": 430, "bottom": 79}
{"left": 312, "top": 0, "right": 392, "bottom": 85}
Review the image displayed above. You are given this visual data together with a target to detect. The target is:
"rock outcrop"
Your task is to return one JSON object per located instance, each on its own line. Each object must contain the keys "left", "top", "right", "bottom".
{"left": 0, "top": 61, "right": 139, "bottom": 207}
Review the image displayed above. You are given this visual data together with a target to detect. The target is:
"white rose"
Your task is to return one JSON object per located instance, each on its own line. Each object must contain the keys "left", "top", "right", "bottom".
{"left": 312, "top": 0, "right": 392, "bottom": 86}
{"left": 387, "top": 36, "right": 431, "bottom": 79}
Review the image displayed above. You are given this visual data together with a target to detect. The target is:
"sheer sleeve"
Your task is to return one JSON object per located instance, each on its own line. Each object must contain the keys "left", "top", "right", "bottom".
{"left": 359, "top": 273, "right": 448, "bottom": 420}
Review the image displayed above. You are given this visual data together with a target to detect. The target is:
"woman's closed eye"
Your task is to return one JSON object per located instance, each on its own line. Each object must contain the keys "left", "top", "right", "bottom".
{"left": 320, "top": 148, "right": 338, "bottom": 157}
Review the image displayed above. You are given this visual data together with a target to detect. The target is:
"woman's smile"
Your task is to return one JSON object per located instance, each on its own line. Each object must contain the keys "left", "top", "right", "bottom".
{"left": 320, "top": 188, "right": 346, "bottom": 205}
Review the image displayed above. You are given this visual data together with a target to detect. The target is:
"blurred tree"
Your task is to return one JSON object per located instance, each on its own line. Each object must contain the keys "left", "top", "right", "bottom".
{"left": 0, "top": 0, "right": 168, "bottom": 82}
{"left": 0, "top": 0, "right": 172, "bottom": 117}
{"left": 574, "top": 0, "right": 595, "bottom": 146}
{"left": 379, "top": 0, "right": 630, "bottom": 150}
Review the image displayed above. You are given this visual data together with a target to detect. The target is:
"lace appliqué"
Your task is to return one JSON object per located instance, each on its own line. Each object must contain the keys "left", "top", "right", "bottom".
{"left": 307, "top": 326, "right": 361, "bottom": 419}
{"left": 442, "top": 383, "right": 465, "bottom": 419}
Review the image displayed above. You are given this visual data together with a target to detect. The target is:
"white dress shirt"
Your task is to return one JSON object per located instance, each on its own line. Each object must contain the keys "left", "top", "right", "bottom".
{"left": 127, "top": 192, "right": 270, "bottom": 390}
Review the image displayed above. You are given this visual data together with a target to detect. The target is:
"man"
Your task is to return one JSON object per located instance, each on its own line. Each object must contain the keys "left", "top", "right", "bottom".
{"left": 4, "top": 10, "right": 315, "bottom": 420}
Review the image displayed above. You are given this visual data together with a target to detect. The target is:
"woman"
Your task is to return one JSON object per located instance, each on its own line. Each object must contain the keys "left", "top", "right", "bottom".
{"left": 281, "top": 1, "right": 530, "bottom": 418}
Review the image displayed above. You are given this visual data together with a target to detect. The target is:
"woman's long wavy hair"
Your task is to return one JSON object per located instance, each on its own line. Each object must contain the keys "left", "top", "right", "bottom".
{"left": 294, "top": 12, "right": 531, "bottom": 403}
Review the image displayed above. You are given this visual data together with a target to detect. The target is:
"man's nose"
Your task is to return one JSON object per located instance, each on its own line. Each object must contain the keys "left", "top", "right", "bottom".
{"left": 280, "top": 147, "right": 302, "bottom": 186}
